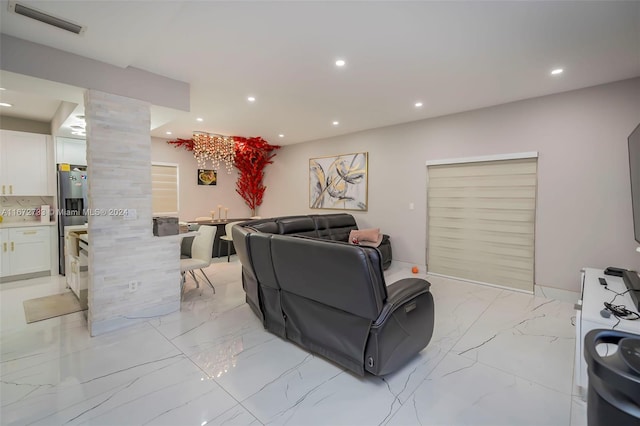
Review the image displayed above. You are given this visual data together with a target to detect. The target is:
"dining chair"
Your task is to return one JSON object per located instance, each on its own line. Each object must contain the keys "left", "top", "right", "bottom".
{"left": 218, "top": 221, "right": 243, "bottom": 261}
{"left": 180, "top": 225, "right": 216, "bottom": 298}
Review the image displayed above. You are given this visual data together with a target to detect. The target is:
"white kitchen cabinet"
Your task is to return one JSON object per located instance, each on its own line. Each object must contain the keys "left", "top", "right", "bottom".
{"left": 64, "top": 224, "right": 87, "bottom": 290}
{"left": 0, "top": 226, "right": 51, "bottom": 278}
{"left": 0, "top": 229, "right": 8, "bottom": 277}
{"left": 0, "top": 130, "right": 52, "bottom": 196}
{"left": 56, "top": 137, "right": 86, "bottom": 166}
{"left": 64, "top": 229, "right": 88, "bottom": 303}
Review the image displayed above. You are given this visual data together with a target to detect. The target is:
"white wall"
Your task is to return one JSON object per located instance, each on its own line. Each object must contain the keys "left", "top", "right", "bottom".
{"left": 260, "top": 78, "right": 640, "bottom": 292}
{"left": 150, "top": 137, "right": 254, "bottom": 221}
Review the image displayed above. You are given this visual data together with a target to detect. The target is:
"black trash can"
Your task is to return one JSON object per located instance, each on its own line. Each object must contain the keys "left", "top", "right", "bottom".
{"left": 584, "top": 329, "right": 640, "bottom": 426}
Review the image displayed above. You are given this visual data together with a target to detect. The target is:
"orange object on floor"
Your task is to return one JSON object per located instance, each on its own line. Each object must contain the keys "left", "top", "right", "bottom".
{"left": 412, "top": 266, "right": 419, "bottom": 274}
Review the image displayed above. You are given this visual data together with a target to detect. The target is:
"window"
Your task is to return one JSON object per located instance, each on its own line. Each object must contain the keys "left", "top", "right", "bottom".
{"left": 151, "top": 162, "right": 179, "bottom": 215}
{"left": 426, "top": 153, "right": 538, "bottom": 292}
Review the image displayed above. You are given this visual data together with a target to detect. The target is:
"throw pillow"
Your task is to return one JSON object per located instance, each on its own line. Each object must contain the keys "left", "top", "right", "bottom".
{"left": 349, "top": 228, "right": 383, "bottom": 247}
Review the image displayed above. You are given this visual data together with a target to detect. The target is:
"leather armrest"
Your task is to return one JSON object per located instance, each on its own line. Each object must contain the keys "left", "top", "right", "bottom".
{"left": 373, "top": 278, "right": 430, "bottom": 327}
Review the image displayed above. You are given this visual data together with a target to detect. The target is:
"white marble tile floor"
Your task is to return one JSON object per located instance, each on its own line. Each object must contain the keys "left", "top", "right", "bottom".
{"left": 1, "top": 259, "right": 584, "bottom": 425}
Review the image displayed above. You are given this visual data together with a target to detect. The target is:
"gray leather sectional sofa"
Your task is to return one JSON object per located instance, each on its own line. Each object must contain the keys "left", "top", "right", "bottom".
{"left": 232, "top": 214, "right": 435, "bottom": 376}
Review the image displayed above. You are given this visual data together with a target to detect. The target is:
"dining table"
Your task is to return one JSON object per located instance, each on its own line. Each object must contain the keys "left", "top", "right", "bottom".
{"left": 181, "top": 218, "right": 251, "bottom": 258}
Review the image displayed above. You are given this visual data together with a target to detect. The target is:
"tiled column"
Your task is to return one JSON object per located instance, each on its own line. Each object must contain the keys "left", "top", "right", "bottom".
{"left": 84, "top": 90, "right": 180, "bottom": 336}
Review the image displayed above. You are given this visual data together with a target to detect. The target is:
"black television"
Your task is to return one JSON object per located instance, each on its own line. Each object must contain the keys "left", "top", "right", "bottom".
{"left": 625, "top": 122, "right": 640, "bottom": 310}
{"left": 630, "top": 122, "right": 640, "bottom": 244}
{"left": 629, "top": 124, "right": 640, "bottom": 243}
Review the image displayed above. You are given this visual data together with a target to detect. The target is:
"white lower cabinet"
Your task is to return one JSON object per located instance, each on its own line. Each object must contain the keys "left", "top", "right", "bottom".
{"left": 0, "top": 229, "right": 9, "bottom": 277}
{"left": 68, "top": 256, "right": 80, "bottom": 295}
{"left": 0, "top": 226, "right": 51, "bottom": 278}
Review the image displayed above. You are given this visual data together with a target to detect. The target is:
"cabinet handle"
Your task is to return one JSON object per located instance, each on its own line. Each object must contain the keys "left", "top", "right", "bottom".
{"left": 9, "top": 185, "right": 12, "bottom": 194}
{"left": 22, "top": 231, "right": 37, "bottom": 235}
{"left": 1, "top": 185, "right": 4, "bottom": 195}
{"left": 10, "top": 242, "right": 14, "bottom": 251}
{"left": 2, "top": 242, "right": 6, "bottom": 252}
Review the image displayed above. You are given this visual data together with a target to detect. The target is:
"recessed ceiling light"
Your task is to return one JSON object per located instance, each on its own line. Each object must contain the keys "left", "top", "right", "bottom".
{"left": 0, "top": 102, "right": 12, "bottom": 107}
{"left": 71, "top": 131, "right": 85, "bottom": 136}
{"left": 247, "top": 96, "right": 256, "bottom": 102}
{"left": 415, "top": 102, "right": 423, "bottom": 108}
{"left": 76, "top": 115, "right": 85, "bottom": 119}
{"left": 332, "top": 121, "right": 339, "bottom": 126}
{"left": 70, "top": 125, "right": 84, "bottom": 130}
{"left": 335, "top": 59, "right": 346, "bottom": 67}
{"left": 196, "top": 117, "right": 203, "bottom": 122}
{"left": 166, "top": 131, "right": 172, "bottom": 135}
{"left": 551, "top": 68, "right": 564, "bottom": 75}
{"left": 278, "top": 134, "right": 284, "bottom": 138}
{"left": 0, "top": 87, "right": 5, "bottom": 91}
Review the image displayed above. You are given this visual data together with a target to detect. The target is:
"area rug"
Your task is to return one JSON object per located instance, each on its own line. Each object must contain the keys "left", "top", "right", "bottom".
{"left": 23, "top": 292, "right": 87, "bottom": 324}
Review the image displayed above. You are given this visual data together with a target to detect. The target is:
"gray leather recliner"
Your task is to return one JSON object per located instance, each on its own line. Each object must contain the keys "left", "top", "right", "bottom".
{"left": 232, "top": 215, "right": 435, "bottom": 376}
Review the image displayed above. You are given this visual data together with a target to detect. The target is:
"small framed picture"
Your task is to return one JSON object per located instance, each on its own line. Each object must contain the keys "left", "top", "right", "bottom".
{"left": 197, "top": 169, "right": 217, "bottom": 185}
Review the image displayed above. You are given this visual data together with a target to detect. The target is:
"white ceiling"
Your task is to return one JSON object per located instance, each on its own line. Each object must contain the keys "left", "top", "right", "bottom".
{"left": 0, "top": 1, "right": 639, "bottom": 145}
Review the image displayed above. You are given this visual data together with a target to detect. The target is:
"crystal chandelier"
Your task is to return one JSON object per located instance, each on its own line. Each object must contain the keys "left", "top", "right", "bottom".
{"left": 192, "top": 131, "right": 236, "bottom": 174}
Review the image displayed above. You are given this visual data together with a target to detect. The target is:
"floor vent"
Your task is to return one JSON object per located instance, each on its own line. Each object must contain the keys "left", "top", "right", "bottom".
{"left": 9, "top": 1, "right": 86, "bottom": 35}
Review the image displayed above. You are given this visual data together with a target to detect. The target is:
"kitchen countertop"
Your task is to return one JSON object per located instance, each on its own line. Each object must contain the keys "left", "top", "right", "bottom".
{"left": 0, "top": 221, "right": 57, "bottom": 229}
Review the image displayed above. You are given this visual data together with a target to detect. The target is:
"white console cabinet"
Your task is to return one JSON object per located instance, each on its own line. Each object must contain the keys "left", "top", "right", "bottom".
{"left": 574, "top": 267, "right": 640, "bottom": 399}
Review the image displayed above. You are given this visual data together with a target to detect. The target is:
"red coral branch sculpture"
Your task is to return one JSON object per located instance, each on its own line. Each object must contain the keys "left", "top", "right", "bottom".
{"left": 233, "top": 137, "right": 280, "bottom": 215}
{"left": 167, "top": 138, "right": 195, "bottom": 151}
{"left": 167, "top": 136, "right": 280, "bottom": 215}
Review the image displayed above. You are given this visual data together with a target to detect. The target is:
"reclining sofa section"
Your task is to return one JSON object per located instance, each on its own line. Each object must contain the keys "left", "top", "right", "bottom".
{"left": 233, "top": 214, "right": 435, "bottom": 376}
{"left": 242, "top": 213, "right": 392, "bottom": 268}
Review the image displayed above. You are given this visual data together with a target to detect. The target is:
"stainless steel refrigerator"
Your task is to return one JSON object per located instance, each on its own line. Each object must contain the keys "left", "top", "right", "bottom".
{"left": 57, "top": 167, "right": 88, "bottom": 274}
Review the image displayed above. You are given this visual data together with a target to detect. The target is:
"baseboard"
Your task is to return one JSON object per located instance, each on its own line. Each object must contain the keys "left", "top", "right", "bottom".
{"left": 534, "top": 285, "right": 580, "bottom": 303}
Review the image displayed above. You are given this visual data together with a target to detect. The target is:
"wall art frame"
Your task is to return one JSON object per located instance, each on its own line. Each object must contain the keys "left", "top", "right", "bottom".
{"left": 309, "top": 152, "right": 368, "bottom": 211}
{"left": 197, "top": 169, "right": 217, "bottom": 186}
